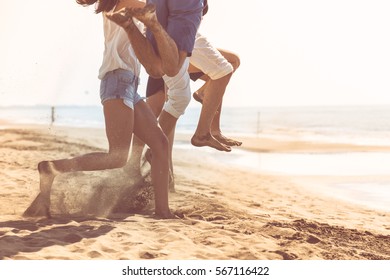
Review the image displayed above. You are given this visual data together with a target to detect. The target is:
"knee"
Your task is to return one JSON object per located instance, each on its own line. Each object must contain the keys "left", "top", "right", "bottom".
{"left": 146, "top": 67, "right": 164, "bottom": 79}
{"left": 167, "top": 90, "right": 191, "bottom": 117}
{"left": 180, "top": 91, "right": 192, "bottom": 108}
{"left": 164, "top": 75, "right": 191, "bottom": 117}
{"left": 230, "top": 54, "right": 241, "bottom": 72}
{"left": 163, "top": 66, "right": 180, "bottom": 78}
{"left": 164, "top": 51, "right": 188, "bottom": 77}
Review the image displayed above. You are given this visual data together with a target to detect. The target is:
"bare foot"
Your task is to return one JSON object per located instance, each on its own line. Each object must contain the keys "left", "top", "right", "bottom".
{"left": 213, "top": 133, "right": 242, "bottom": 146}
{"left": 23, "top": 161, "right": 57, "bottom": 218}
{"left": 23, "top": 192, "right": 51, "bottom": 218}
{"left": 154, "top": 209, "right": 178, "bottom": 219}
{"left": 191, "top": 133, "right": 231, "bottom": 152}
{"left": 38, "top": 161, "right": 57, "bottom": 193}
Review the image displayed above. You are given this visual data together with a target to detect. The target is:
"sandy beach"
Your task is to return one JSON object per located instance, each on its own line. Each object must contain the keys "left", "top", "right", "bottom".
{"left": 0, "top": 122, "right": 389, "bottom": 260}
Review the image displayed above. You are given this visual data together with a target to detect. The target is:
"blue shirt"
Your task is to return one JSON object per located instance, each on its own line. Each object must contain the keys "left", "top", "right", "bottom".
{"left": 146, "top": 0, "right": 203, "bottom": 56}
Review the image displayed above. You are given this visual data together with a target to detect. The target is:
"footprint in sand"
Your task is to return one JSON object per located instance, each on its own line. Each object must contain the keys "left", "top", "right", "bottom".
{"left": 88, "top": 250, "right": 103, "bottom": 258}
{"left": 306, "top": 235, "right": 321, "bottom": 244}
{"left": 273, "top": 250, "right": 298, "bottom": 260}
{"left": 139, "top": 251, "right": 159, "bottom": 259}
{"left": 63, "top": 233, "right": 83, "bottom": 243}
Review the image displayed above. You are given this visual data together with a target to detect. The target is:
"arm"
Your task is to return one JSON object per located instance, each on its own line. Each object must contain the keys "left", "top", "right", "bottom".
{"left": 107, "top": 4, "right": 165, "bottom": 77}
{"left": 115, "top": 0, "right": 145, "bottom": 10}
{"left": 107, "top": 3, "right": 186, "bottom": 77}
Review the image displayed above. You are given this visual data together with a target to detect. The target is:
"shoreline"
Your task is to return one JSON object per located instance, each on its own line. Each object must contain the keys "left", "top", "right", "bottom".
{"left": 3, "top": 121, "right": 390, "bottom": 211}
{"left": 2, "top": 121, "right": 390, "bottom": 208}
{"left": 3, "top": 118, "right": 390, "bottom": 154}
{"left": 173, "top": 131, "right": 390, "bottom": 154}
{"left": 1, "top": 122, "right": 390, "bottom": 259}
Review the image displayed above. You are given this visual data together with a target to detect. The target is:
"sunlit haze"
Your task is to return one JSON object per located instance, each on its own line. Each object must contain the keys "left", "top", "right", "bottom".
{"left": 1, "top": 0, "right": 390, "bottom": 107}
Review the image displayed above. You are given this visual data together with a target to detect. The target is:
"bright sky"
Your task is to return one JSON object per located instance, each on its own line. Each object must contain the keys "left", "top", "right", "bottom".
{"left": 1, "top": 0, "right": 390, "bottom": 107}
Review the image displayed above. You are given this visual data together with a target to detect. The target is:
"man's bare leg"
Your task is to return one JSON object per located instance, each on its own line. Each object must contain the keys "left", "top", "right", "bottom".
{"left": 144, "top": 122, "right": 175, "bottom": 192}
{"left": 158, "top": 110, "right": 178, "bottom": 146}
{"left": 193, "top": 92, "right": 242, "bottom": 146}
{"left": 210, "top": 103, "right": 242, "bottom": 147}
{"left": 157, "top": 110, "right": 178, "bottom": 191}
{"left": 166, "top": 125, "right": 176, "bottom": 192}
{"left": 148, "top": 89, "right": 176, "bottom": 191}
{"left": 191, "top": 77, "right": 242, "bottom": 147}
{"left": 205, "top": 49, "right": 242, "bottom": 146}
{"left": 191, "top": 73, "right": 232, "bottom": 152}
{"left": 107, "top": 5, "right": 185, "bottom": 77}
{"left": 192, "top": 79, "right": 209, "bottom": 104}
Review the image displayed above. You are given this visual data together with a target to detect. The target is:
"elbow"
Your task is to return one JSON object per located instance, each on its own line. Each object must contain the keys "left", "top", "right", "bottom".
{"left": 163, "top": 52, "right": 188, "bottom": 77}
{"left": 163, "top": 63, "right": 182, "bottom": 77}
{"left": 231, "top": 55, "right": 241, "bottom": 72}
{"left": 148, "top": 65, "right": 179, "bottom": 78}
{"left": 145, "top": 65, "right": 164, "bottom": 79}
{"left": 164, "top": 67, "right": 180, "bottom": 78}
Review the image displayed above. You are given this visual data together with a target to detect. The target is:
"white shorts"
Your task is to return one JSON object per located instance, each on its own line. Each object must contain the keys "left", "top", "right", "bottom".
{"left": 162, "top": 58, "right": 191, "bottom": 118}
{"left": 190, "top": 33, "right": 234, "bottom": 80}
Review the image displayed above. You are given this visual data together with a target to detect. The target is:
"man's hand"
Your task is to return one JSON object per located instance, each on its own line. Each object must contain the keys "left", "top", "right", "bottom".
{"left": 129, "top": 4, "right": 159, "bottom": 31}
{"left": 106, "top": 8, "right": 133, "bottom": 29}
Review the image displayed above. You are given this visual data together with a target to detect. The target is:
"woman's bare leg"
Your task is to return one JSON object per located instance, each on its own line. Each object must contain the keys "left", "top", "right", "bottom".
{"left": 126, "top": 90, "right": 165, "bottom": 175}
{"left": 133, "top": 101, "right": 174, "bottom": 218}
{"left": 24, "top": 100, "right": 134, "bottom": 217}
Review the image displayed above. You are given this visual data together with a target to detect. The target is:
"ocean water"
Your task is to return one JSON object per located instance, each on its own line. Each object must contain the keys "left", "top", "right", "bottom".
{"left": 1, "top": 105, "right": 390, "bottom": 211}
{"left": 1, "top": 105, "right": 390, "bottom": 145}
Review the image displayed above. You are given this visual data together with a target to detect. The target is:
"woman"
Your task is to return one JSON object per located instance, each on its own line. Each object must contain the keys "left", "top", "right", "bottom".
{"left": 24, "top": 0, "right": 174, "bottom": 219}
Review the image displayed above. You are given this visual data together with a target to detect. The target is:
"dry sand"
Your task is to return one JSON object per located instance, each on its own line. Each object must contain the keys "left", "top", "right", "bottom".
{"left": 0, "top": 122, "right": 389, "bottom": 260}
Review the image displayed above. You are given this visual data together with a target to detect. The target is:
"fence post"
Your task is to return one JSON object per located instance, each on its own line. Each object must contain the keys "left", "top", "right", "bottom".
{"left": 50, "top": 106, "right": 55, "bottom": 126}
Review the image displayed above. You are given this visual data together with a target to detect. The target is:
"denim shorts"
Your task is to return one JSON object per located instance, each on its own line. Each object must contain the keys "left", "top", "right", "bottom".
{"left": 100, "top": 69, "right": 142, "bottom": 109}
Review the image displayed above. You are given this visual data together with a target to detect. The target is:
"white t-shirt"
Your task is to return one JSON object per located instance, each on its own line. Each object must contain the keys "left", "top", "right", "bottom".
{"left": 98, "top": 13, "right": 144, "bottom": 80}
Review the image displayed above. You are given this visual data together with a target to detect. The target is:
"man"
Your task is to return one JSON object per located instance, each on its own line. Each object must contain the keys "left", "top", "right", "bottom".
{"left": 108, "top": 1, "right": 203, "bottom": 189}
{"left": 126, "top": 0, "right": 242, "bottom": 191}
{"left": 108, "top": 0, "right": 203, "bottom": 145}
